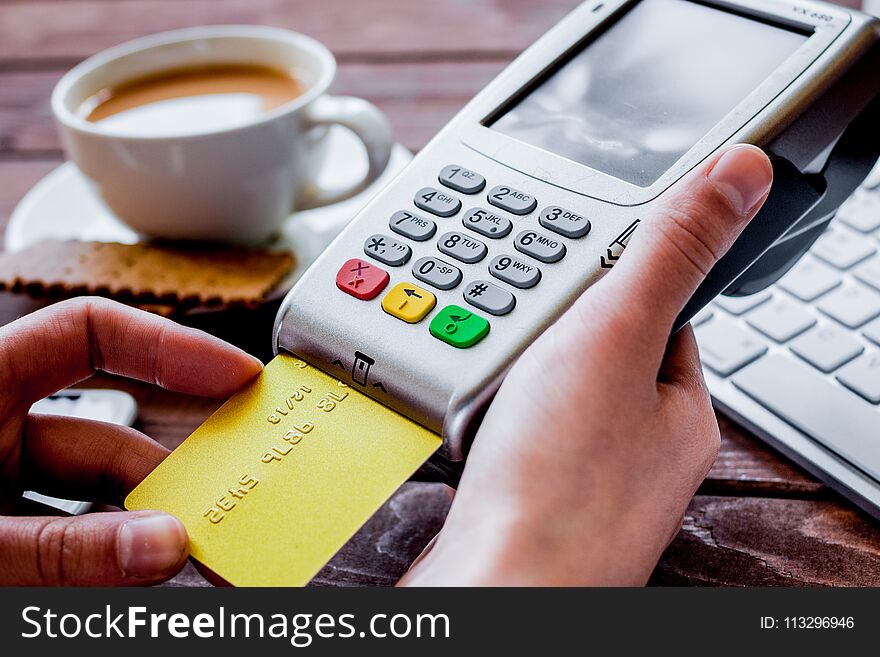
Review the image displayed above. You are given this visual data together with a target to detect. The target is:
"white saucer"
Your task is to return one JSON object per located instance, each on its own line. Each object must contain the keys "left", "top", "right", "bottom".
{"left": 6, "top": 126, "right": 412, "bottom": 300}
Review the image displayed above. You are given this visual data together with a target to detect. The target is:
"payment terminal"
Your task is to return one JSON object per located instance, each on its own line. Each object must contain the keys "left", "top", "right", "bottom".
{"left": 275, "top": 0, "right": 880, "bottom": 475}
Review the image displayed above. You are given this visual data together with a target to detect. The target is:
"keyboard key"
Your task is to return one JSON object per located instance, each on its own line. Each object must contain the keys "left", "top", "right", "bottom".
{"left": 789, "top": 323, "right": 863, "bottom": 373}
{"left": 862, "top": 160, "right": 880, "bottom": 190}
{"left": 463, "top": 280, "right": 516, "bottom": 316}
{"left": 745, "top": 297, "right": 816, "bottom": 342}
{"left": 364, "top": 233, "right": 412, "bottom": 266}
{"left": 854, "top": 255, "right": 880, "bottom": 293}
{"left": 837, "top": 190, "right": 880, "bottom": 233}
{"left": 438, "top": 165, "right": 485, "bottom": 194}
{"left": 462, "top": 207, "right": 512, "bottom": 239}
{"left": 487, "top": 185, "right": 537, "bottom": 215}
{"left": 732, "top": 354, "right": 880, "bottom": 482}
{"left": 429, "top": 305, "right": 490, "bottom": 349}
{"left": 691, "top": 307, "right": 713, "bottom": 327}
{"left": 389, "top": 210, "right": 436, "bottom": 242}
{"left": 412, "top": 256, "right": 462, "bottom": 291}
{"left": 437, "top": 231, "right": 488, "bottom": 264}
{"left": 695, "top": 317, "right": 768, "bottom": 376}
{"left": 381, "top": 282, "right": 436, "bottom": 324}
{"left": 864, "top": 317, "right": 880, "bottom": 346}
{"left": 777, "top": 257, "right": 841, "bottom": 302}
{"left": 816, "top": 282, "right": 880, "bottom": 328}
{"left": 538, "top": 206, "right": 591, "bottom": 239}
{"left": 514, "top": 230, "right": 566, "bottom": 263}
{"left": 414, "top": 187, "right": 461, "bottom": 217}
{"left": 489, "top": 254, "right": 541, "bottom": 289}
{"left": 836, "top": 352, "right": 880, "bottom": 404}
{"left": 335, "top": 258, "right": 389, "bottom": 301}
{"left": 811, "top": 227, "right": 876, "bottom": 269}
{"left": 713, "top": 291, "right": 771, "bottom": 316}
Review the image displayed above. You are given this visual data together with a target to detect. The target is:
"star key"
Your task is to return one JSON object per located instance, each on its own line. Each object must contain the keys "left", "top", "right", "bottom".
{"left": 335, "top": 258, "right": 389, "bottom": 301}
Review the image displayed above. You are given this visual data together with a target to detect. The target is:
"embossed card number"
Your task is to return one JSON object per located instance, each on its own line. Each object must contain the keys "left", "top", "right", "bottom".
{"left": 125, "top": 353, "right": 441, "bottom": 587}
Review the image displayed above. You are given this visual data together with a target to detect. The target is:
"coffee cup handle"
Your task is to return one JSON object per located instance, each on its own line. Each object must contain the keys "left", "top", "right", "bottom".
{"left": 298, "top": 95, "right": 393, "bottom": 209}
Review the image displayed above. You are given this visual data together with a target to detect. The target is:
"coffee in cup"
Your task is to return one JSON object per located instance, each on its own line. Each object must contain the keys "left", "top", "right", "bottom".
{"left": 80, "top": 64, "right": 305, "bottom": 136}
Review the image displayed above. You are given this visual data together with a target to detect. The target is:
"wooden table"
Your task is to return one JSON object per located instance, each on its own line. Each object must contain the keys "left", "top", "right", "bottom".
{"left": 1, "top": 0, "right": 878, "bottom": 587}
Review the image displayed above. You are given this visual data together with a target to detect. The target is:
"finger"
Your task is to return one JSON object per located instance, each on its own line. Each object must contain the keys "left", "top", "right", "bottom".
{"left": 589, "top": 145, "right": 772, "bottom": 351}
{"left": 20, "top": 414, "right": 169, "bottom": 507}
{"left": 0, "top": 297, "right": 263, "bottom": 408}
{"left": 657, "top": 324, "right": 705, "bottom": 390}
{"left": 0, "top": 510, "right": 188, "bottom": 586}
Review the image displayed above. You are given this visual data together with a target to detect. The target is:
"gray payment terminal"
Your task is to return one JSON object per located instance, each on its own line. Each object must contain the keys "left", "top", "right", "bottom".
{"left": 275, "top": 0, "right": 880, "bottom": 479}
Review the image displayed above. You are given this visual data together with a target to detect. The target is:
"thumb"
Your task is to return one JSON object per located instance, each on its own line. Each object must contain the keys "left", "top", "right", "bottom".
{"left": 593, "top": 144, "right": 772, "bottom": 349}
{"left": 0, "top": 511, "right": 188, "bottom": 586}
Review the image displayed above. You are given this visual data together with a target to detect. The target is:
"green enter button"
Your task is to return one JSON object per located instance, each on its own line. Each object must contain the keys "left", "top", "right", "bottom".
{"left": 429, "top": 304, "right": 490, "bottom": 348}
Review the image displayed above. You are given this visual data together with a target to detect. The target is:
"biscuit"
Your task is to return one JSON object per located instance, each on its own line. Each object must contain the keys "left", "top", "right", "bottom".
{"left": 0, "top": 240, "right": 295, "bottom": 308}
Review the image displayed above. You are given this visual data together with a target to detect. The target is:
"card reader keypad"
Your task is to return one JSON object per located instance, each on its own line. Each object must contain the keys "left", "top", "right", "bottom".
{"left": 488, "top": 185, "right": 537, "bottom": 215}
{"left": 412, "top": 256, "right": 462, "bottom": 290}
{"left": 414, "top": 187, "right": 462, "bottom": 217}
{"left": 364, "top": 234, "right": 412, "bottom": 266}
{"left": 389, "top": 210, "right": 437, "bottom": 241}
{"left": 463, "top": 208, "right": 512, "bottom": 239}
{"left": 514, "top": 230, "right": 566, "bottom": 263}
{"left": 464, "top": 280, "right": 516, "bottom": 316}
{"left": 344, "top": 165, "right": 592, "bottom": 347}
{"left": 539, "top": 206, "right": 591, "bottom": 239}
{"left": 489, "top": 254, "right": 541, "bottom": 289}
{"left": 438, "top": 231, "right": 488, "bottom": 264}
{"left": 439, "top": 165, "right": 486, "bottom": 194}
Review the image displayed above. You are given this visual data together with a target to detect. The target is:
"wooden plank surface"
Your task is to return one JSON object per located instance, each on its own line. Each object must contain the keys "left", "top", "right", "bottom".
{"left": 0, "top": 0, "right": 877, "bottom": 587}
{"left": 0, "top": 0, "right": 580, "bottom": 64}
{"left": 0, "top": 63, "right": 505, "bottom": 156}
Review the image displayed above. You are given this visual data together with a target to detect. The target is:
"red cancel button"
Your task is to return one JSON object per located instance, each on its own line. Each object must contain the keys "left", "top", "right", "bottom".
{"left": 336, "top": 258, "right": 390, "bottom": 300}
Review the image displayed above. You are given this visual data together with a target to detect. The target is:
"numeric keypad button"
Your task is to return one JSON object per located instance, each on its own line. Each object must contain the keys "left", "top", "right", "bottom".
{"left": 364, "top": 233, "right": 412, "bottom": 266}
{"left": 539, "top": 206, "right": 591, "bottom": 238}
{"left": 487, "top": 185, "right": 537, "bottom": 215}
{"left": 514, "top": 230, "right": 566, "bottom": 263}
{"left": 437, "top": 231, "right": 488, "bottom": 264}
{"left": 412, "top": 256, "right": 462, "bottom": 290}
{"left": 489, "top": 254, "right": 541, "bottom": 289}
{"left": 414, "top": 187, "right": 461, "bottom": 217}
{"left": 464, "top": 280, "right": 516, "bottom": 316}
{"left": 439, "top": 165, "right": 486, "bottom": 194}
{"left": 389, "top": 210, "right": 436, "bottom": 242}
{"left": 462, "top": 207, "right": 512, "bottom": 239}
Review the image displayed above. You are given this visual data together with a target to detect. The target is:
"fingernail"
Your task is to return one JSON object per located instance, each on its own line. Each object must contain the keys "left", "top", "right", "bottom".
{"left": 707, "top": 145, "right": 773, "bottom": 215}
{"left": 117, "top": 513, "right": 187, "bottom": 578}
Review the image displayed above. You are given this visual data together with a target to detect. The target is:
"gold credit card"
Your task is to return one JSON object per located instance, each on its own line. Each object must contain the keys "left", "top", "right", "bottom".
{"left": 126, "top": 354, "right": 441, "bottom": 586}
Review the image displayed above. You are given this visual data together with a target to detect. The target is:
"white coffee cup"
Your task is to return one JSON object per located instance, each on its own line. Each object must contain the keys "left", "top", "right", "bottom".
{"left": 51, "top": 26, "right": 393, "bottom": 244}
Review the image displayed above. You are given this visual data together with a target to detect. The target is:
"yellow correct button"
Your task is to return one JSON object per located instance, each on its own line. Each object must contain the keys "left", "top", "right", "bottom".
{"left": 381, "top": 282, "right": 436, "bottom": 323}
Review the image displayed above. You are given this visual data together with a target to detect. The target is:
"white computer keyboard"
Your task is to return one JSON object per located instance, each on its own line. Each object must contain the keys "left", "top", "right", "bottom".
{"left": 695, "top": 166, "right": 880, "bottom": 517}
